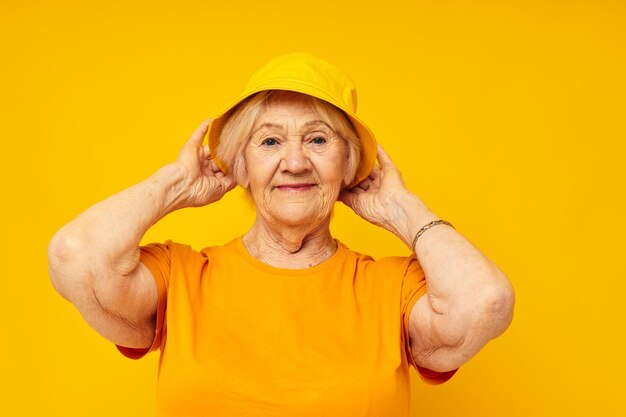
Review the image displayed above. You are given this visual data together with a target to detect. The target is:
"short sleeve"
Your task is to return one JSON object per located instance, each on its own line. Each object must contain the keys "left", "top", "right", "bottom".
{"left": 116, "top": 241, "right": 172, "bottom": 360}
{"left": 401, "top": 254, "right": 458, "bottom": 385}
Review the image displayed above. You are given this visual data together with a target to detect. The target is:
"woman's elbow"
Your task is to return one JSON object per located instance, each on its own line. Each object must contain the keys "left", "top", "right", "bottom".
{"left": 480, "top": 277, "right": 515, "bottom": 338}
{"left": 47, "top": 230, "right": 90, "bottom": 300}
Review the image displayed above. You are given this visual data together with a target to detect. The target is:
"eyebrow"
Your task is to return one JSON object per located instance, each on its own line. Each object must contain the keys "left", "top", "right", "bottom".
{"left": 251, "top": 120, "right": 332, "bottom": 135}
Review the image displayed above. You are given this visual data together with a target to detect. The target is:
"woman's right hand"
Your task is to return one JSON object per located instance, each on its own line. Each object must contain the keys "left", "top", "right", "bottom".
{"left": 173, "top": 119, "right": 237, "bottom": 208}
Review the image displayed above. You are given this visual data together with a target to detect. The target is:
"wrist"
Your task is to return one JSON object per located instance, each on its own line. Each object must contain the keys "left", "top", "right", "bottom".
{"left": 388, "top": 192, "right": 441, "bottom": 249}
{"left": 149, "top": 163, "right": 189, "bottom": 214}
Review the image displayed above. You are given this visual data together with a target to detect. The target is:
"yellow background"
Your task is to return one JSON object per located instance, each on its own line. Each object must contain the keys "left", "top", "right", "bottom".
{"left": 1, "top": 0, "right": 624, "bottom": 416}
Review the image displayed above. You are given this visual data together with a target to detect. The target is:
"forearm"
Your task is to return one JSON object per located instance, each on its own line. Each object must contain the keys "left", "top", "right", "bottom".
{"left": 390, "top": 192, "right": 515, "bottom": 339}
{"left": 49, "top": 163, "right": 187, "bottom": 277}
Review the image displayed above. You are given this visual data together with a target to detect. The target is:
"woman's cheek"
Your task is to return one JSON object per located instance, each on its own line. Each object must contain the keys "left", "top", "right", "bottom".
{"left": 318, "top": 185, "right": 339, "bottom": 215}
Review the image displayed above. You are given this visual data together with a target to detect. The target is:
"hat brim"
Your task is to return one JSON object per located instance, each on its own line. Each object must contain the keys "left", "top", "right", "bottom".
{"left": 205, "top": 80, "right": 377, "bottom": 189}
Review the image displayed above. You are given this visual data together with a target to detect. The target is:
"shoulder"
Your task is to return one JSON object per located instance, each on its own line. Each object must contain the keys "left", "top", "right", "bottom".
{"left": 198, "top": 236, "right": 246, "bottom": 263}
{"left": 140, "top": 239, "right": 227, "bottom": 272}
{"left": 148, "top": 238, "right": 240, "bottom": 258}
{"left": 141, "top": 239, "right": 193, "bottom": 256}
{"left": 339, "top": 240, "right": 414, "bottom": 264}
{"left": 336, "top": 240, "right": 422, "bottom": 278}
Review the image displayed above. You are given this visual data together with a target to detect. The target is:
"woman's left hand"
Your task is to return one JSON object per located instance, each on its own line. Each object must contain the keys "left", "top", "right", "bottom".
{"left": 339, "top": 144, "right": 416, "bottom": 234}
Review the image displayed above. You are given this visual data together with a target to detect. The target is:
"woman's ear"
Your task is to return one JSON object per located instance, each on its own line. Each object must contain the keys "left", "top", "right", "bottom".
{"left": 240, "top": 172, "right": 250, "bottom": 189}
{"left": 342, "top": 142, "right": 359, "bottom": 189}
{"left": 233, "top": 155, "right": 250, "bottom": 189}
{"left": 342, "top": 162, "right": 357, "bottom": 189}
{"left": 342, "top": 175, "right": 352, "bottom": 189}
{"left": 341, "top": 157, "right": 352, "bottom": 188}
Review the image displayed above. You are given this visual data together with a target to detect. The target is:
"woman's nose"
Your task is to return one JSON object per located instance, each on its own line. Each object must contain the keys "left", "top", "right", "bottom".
{"left": 280, "top": 140, "right": 312, "bottom": 174}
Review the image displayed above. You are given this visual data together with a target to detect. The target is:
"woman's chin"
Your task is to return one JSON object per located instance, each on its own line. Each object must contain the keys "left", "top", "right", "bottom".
{"left": 269, "top": 207, "right": 329, "bottom": 227}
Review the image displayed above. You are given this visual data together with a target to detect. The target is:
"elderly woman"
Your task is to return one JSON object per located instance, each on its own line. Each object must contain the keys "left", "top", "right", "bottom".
{"left": 48, "top": 53, "right": 514, "bottom": 416}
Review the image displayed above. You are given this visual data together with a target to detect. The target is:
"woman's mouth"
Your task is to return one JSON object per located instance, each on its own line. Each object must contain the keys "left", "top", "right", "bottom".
{"left": 275, "top": 183, "right": 316, "bottom": 192}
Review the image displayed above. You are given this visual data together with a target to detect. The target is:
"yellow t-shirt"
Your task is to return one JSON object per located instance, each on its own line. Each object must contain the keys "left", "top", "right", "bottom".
{"left": 117, "top": 237, "right": 457, "bottom": 416}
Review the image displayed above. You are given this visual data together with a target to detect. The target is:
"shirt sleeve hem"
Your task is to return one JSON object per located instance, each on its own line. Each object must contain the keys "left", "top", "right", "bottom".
{"left": 416, "top": 365, "right": 459, "bottom": 385}
{"left": 402, "top": 256, "right": 458, "bottom": 385}
{"left": 115, "top": 244, "right": 169, "bottom": 360}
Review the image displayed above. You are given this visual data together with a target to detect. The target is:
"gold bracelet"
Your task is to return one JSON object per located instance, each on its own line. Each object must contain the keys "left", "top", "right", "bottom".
{"left": 411, "top": 219, "right": 455, "bottom": 250}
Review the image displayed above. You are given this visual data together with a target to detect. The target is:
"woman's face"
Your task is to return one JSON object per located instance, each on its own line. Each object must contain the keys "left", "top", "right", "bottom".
{"left": 242, "top": 93, "right": 350, "bottom": 227}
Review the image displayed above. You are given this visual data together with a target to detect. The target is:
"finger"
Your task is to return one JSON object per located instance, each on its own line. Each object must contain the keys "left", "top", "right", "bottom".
{"left": 199, "top": 143, "right": 210, "bottom": 159}
{"left": 339, "top": 190, "right": 355, "bottom": 207}
{"left": 340, "top": 188, "right": 366, "bottom": 209}
{"left": 208, "top": 158, "right": 223, "bottom": 174}
{"left": 351, "top": 179, "right": 369, "bottom": 192}
{"left": 358, "top": 178, "right": 372, "bottom": 191}
{"left": 372, "top": 170, "right": 382, "bottom": 188}
{"left": 222, "top": 175, "right": 237, "bottom": 191}
{"left": 187, "top": 118, "right": 212, "bottom": 148}
{"left": 368, "top": 165, "right": 381, "bottom": 180}
{"left": 376, "top": 144, "right": 397, "bottom": 172}
{"left": 200, "top": 160, "right": 214, "bottom": 177}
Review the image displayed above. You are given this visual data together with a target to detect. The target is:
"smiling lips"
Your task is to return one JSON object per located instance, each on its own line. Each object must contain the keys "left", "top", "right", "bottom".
{"left": 275, "top": 183, "right": 316, "bottom": 192}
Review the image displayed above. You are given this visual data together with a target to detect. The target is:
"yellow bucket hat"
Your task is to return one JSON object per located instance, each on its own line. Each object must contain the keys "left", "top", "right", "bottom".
{"left": 204, "top": 52, "right": 377, "bottom": 188}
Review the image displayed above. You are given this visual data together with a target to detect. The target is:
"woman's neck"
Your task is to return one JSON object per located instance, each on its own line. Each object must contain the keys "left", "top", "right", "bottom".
{"left": 242, "top": 216, "right": 337, "bottom": 269}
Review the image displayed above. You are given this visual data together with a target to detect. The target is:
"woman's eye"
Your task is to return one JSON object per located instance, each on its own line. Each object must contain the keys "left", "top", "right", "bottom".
{"left": 261, "top": 138, "right": 278, "bottom": 146}
{"left": 311, "top": 136, "right": 327, "bottom": 145}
